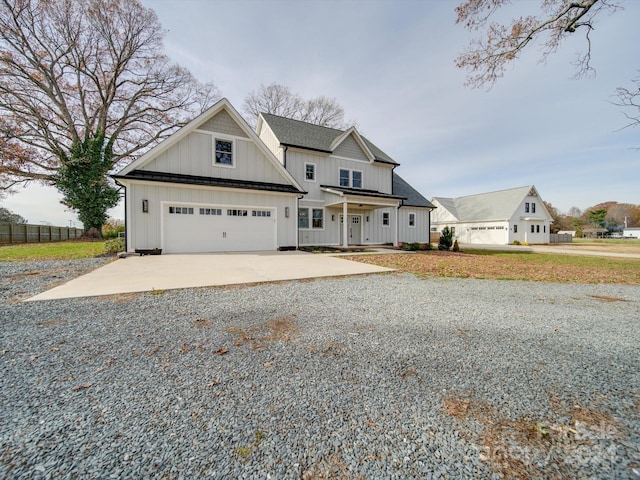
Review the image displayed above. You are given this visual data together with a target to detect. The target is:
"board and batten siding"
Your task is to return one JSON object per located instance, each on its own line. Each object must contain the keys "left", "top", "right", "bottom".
{"left": 139, "top": 131, "right": 286, "bottom": 185}
{"left": 126, "top": 182, "right": 298, "bottom": 251}
{"left": 398, "top": 208, "right": 430, "bottom": 243}
{"left": 285, "top": 150, "right": 393, "bottom": 199}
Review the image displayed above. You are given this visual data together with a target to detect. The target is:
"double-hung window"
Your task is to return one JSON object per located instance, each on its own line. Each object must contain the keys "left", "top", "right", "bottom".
{"left": 215, "top": 138, "right": 233, "bottom": 166}
{"left": 525, "top": 202, "right": 530, "bottom": 213}
{"left": 339, "top": 169, "right": 363, "bottom": 188}
{"left": 531, "top": 203, "right": 536, "bottom": 213}
{"left": 305, "top": 163, "right": 315, "bottom": 181}
{"left": 382, "top": 211, "right": 390, "bottom": 226}
{"left": 298, "top": 207, "right": 324, "bottom": 229}
{"left": 408, "top": 212, "right": 416, "bottom": 227}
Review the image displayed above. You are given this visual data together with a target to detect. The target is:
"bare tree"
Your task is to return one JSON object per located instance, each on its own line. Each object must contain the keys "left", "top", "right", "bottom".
{"left": 243, "top": 83, "right": 348, "bottom": 129}
{"left": 0, "top": 0, "right": 218, "bottom": 232}
{"left": 455, "top": 0, "right": 621, "bottom": 89}
{"left": 613, "top": 73, "right": 640, "bottom": 132}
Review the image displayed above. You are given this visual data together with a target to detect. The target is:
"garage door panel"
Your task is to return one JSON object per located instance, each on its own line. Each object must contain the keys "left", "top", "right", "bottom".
{"left": 163, "top": 204, "right": 276, "bottom": 253}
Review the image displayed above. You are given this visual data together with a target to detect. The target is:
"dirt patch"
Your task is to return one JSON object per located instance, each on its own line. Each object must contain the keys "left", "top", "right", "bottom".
{"left": 587, "top": 294, "right": 629, "bottom": 302}
{"left": 226, "top": 315, "right": 299, "bottom": 349}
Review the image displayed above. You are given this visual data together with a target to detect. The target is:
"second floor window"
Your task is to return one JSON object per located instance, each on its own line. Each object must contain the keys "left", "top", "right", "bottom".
{"left": 531, "top": 202, "right": 536, "bottom": 213}
{"left": 339, "top": 169, "right": 363, "bottom": 188}
{"left": 525, "top": 202, "right": 530, "bottom": 213}
{"left": 215, "top": 139, "right": 233, "bottom": 166}
{"left": 305, "top": 163, "right": 315, "bottom": 181}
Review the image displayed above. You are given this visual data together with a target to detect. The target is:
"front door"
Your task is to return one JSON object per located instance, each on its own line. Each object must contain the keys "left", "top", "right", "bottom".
{"left": 340, "top": 215, "right": 362, "bottom": 245}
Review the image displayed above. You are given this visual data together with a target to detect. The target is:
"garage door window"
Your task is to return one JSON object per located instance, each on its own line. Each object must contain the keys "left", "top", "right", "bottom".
{"left": 169, "top": 206, "right": 194, "bottom": 214}
{"left": 227, "top": 209, "right": 248, "bottom": 216}
{"left": 252, "top": 210, "right": 271, "bottom": 217}
{"left": 200, "top": 208, "right": 222, "bottom": 216}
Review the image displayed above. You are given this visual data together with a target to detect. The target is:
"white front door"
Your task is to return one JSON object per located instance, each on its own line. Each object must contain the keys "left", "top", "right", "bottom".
{"left": 340, "top": 215, "right": 362, "bottom": 245}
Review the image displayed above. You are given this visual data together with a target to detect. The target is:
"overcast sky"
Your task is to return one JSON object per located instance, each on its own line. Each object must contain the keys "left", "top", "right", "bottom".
{"left": 3, "top": 0, "right": 639, "bottom": 226}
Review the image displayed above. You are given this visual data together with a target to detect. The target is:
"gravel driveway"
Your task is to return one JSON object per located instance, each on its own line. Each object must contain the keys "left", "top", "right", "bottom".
{"left": 1, "top": 259, "right": 639, "bottom": 479}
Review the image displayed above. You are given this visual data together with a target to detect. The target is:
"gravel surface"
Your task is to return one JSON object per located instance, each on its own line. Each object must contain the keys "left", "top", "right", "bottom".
{"left": 1, "top": 259, "right": 639, "bottom": 479}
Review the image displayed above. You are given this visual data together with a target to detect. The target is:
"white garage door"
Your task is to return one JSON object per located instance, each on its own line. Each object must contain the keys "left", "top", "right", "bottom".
{"left": 163, "top": 204, "right": 276, "bottom": 253}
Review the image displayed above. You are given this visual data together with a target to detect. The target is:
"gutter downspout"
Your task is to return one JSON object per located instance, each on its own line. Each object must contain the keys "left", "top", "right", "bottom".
{"left": 391, "top": 165, "right": 400, "bottom": 247}
{"left": 283, "top": 145, "right": 288, "bottom": 169}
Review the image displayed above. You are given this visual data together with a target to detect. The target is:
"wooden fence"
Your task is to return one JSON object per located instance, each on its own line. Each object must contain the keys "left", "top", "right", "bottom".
{"left": 0, "top": 223, "right": 84, "bottom": 244}
{"left": 550, "top": 233, "right": 573, "bottom": 244}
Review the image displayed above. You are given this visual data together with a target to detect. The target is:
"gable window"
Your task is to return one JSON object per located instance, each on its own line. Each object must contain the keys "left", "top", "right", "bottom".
{"left": 408, "top": 212, "right": 416, "bottom": 227}
{"left": 531, "top": 202, "right": 536, "bottom": 213}
{"left": 215, "top": 139, "right": 233, "bottom": 166}
{"left": 382, "top": 211, "right": 390, "bottom": 227}
{"left": 514, "top": 225, "right": 518, "bottom": 233}
{"left": 525, "top": 202, "right": 530, "bottom": 213}
{"left": 339, "top": 169, "right": 363, "bottom": 188}
{"left": 305, "top": 163, "right": 316, "bottom": 181}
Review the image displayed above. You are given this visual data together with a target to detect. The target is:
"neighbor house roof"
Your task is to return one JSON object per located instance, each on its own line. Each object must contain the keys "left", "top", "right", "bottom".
{"left": 392, "top": 173, "right": 435, "bottom": 208}
{"left": 260, "top": 113, "right": 398, "bottom": 165}
{"left": 433, "top": 186, "right": 544, "bottom": 222}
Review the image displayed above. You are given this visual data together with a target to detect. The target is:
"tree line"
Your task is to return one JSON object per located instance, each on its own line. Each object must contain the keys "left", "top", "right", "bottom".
{"left": 544, "top": 201, "right": 640, "bottom": 235}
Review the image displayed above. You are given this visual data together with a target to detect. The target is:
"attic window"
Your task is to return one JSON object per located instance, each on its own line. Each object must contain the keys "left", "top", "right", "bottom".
{"left": 215, "top": 139, "right": 233, "bottom": 166}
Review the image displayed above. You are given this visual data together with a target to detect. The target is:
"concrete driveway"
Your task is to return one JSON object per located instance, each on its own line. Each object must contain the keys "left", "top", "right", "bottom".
{"left": 27, "top": 250, "right": 394, "bottom": 301}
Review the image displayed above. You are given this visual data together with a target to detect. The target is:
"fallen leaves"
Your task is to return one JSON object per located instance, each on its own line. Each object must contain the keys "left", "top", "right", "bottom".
{"left": 213, "top": 346, "right": 228, "bottom": 355}
{"left": 71, "top": 383, "right": 92, "bottom": 391}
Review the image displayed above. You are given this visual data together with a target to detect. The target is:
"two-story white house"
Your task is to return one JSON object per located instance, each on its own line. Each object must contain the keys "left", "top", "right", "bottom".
{"left": 431, "top": 186, "right": 553, "bottom": 245}
{"left": 114, "top": 98, "right": 434, "bottom": 253}
{"left": 257, "top": 113, "right": 434, "bottom": 248}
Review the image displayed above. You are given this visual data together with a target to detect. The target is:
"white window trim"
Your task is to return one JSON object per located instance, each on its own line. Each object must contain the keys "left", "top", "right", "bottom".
{"left": 298, "top": 207, "right": 325, "bottom": 231}
{"left": 338, "top": 168, "right": 363, "bottom": 188}
{"left": 304, "top": 162, "right": 316, "bottom": 182}
{"left": 212, "top": 134, "right": 236, "bottom": 169}
{"left": 382, "top": 210, "right": 390, "bottom": 228}
{"left": 408, "top": 211, "right": 416, "bottom": 228}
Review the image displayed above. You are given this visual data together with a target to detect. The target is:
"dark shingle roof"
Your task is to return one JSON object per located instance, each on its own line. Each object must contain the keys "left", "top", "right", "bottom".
{"left": 393, "top": 173, "right": 435, "bottom": 208}
{"left": 261, "top": 113, "right": 398, "bottom": 165}
{"left": 113, "top": 170, "right": 304, "bottom": 194}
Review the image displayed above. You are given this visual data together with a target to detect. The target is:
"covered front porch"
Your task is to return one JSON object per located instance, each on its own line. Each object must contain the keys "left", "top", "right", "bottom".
{"left": 321, "top": 186, "right": 404, "bottom": 247}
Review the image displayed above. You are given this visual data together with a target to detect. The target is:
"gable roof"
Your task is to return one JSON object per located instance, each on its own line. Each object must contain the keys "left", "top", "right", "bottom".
{"left": 393, "top": 173, "right": 435, "bottom": 208}
{"left": 433, "top": 185, "right": 546, "bottom": 222}
{"left": 116, "top": 98, "right": 304, "bottom": 192}
{"left": 259, "top": 113, "right": 398, "bottom": 165}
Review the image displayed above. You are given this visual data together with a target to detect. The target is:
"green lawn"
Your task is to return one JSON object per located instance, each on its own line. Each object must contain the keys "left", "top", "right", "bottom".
{"left": 573, "top": 238, "right": 640, "bottom": 245}
{"left": 0, "top": 241, "right": 106, "bottom": 261}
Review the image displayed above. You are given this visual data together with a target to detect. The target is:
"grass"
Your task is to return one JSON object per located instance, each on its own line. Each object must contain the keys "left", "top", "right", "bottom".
{"left": 346, "top": 249, "right": 640, "bottom": 285}
{"left": 573, "top": 238, "right": 640, "bottom": 245}
{"left": 0, "top": 241, "right": 106, "bottom": 261}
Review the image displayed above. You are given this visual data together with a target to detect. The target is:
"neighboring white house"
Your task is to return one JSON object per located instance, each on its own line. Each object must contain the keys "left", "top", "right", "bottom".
{"left": 431, "top": 186, "right": 553, "bottom": 245}
{"left": 623, "top": 227, "right": 640, "bottom": 238}
{"left": 257, "top": 113, "right": 434, "bottom": 247}
{"left": 113, "top": 98, "right": 434, "bottom": 253}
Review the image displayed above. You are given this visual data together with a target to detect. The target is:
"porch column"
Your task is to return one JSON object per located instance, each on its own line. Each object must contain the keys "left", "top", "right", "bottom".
{"left": 394, "top": 205, "right": 399, "bottom": 247}
{"left": 342, "top": 200, "right": 348, "bottom": 248}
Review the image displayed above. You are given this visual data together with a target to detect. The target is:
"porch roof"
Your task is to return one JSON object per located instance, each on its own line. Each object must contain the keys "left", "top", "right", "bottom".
{"left": 320, "top": 185, "right": 404, "bottom": 208}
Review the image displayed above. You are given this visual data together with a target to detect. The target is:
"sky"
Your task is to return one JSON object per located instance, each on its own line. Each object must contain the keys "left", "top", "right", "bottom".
{"left": 2, "top": 0, "right": 639, "bottom": 226}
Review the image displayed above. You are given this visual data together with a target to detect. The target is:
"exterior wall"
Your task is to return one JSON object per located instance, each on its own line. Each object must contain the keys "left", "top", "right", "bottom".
{"left": 297, "top": 205, "right": 398, "bottom": 246}
{"left": 125, "top": 181, "right": 298, "bottom": 251}
{"left": 285, "top": 149, "right": 393, "bottom": 199}
{"left": 139, "top": 131, "right": 286, "bottom": 185}
{"left": 257, "top": 122, "right": 284, "bottom": 164}
{"left": 197, "top": 109, "right": 248, "bottom": 138}
{"left": 333, "top": 134, "right": 368, "bottom": 161}
{"left": 398, "top": 208, "right": 430, "bottom": 243}
{"left": 430, "top": 200, "right": 458, "bottom": 224}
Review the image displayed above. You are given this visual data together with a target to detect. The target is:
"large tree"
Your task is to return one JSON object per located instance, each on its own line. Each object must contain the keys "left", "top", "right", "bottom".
{"left": 455, "top": 0, "right": 621, "bottom": 88}
{"left": 243, "top": 83, "right": 348, "bottom": 129}
{"left": 0, "top": 0, "right": 218, "bottom": 233}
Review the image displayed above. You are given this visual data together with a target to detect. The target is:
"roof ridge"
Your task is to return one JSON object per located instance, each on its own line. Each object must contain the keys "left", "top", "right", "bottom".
{"left": 453, "top": 185, "right": 532, "bottom": 200}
